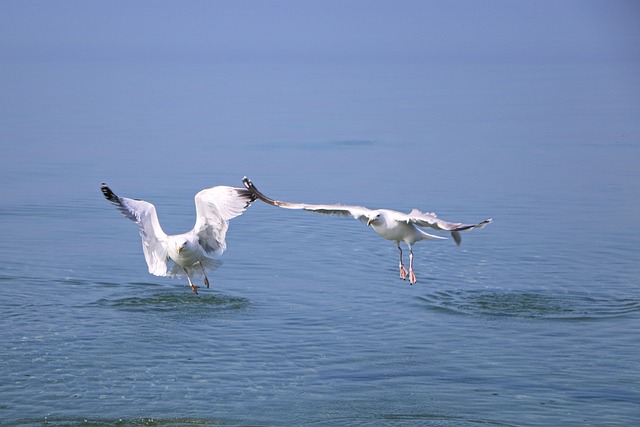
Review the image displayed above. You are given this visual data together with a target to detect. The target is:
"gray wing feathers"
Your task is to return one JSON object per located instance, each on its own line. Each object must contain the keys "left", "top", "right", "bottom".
{"left": 297, "top": 204, "right": 370, "bottom": 222}
{"left": 242, "top": 177, "right": 371, "bottom": 222}
{"left": 408, "top": 209, "right": 492, "bottom": 245}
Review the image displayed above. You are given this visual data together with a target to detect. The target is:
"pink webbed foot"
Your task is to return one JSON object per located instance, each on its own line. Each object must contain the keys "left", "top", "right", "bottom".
{"left": 409, "top": 270, "right": 417, "bottom": 285}
{"left": 400, "top": 265, "right": 409, "bottom": 280}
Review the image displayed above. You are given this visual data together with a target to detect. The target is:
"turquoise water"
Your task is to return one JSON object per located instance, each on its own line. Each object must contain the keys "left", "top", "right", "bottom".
{"left": 1, "top": 32, "right": 639, "bottom": 427}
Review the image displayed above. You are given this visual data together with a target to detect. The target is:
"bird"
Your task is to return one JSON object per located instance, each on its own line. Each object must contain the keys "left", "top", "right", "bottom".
{"left": 242, "top": 177, "right": 492, "bottom": 284}
{"left": 101, "top": 183, "right": 255, "bottom": 293}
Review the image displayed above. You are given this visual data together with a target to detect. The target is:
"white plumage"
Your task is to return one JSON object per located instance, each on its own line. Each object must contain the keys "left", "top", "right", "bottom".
{"left": 243, "top": 177, "right": 491, "bottom": 284}
{"left": 102, "top": 183, "right": 255, "bottom": 293}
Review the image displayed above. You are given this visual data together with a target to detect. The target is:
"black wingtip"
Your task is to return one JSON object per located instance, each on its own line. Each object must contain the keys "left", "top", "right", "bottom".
{"left": 242, "top": 176, "right": 253, "bottom": 190}
{"left": 244, "top": 189, "right": 258, "bottom": 204}
{"left": 101, "top": 183, "right": 117, "bottom": 202}
{"left": 242, "top": 177, "right": 273, "bottom": 204}
{"left": 451, "top": 230, "right": 462, "bottom": 246}
{"left": 236, "top": 180, "right": 257, "bottom": 208}
{"left": 242, "top": 177, "right": 261, "bottom": 200}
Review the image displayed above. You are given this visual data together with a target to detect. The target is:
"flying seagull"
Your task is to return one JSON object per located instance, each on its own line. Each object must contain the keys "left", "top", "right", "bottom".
{"left": 101, "top": 183, "right": 255, "bottom": 293}
{"left": 242, "top": 177, "right": 492, "bottom": 284}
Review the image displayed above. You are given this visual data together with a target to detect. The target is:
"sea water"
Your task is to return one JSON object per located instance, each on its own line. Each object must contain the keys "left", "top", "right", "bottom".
{"left": 1, "top": 54, "right": 639, "bottom": 426}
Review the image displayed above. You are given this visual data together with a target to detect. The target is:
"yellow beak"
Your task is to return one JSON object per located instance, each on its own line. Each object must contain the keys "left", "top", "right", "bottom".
{"left": 177, "top": 246, "right": 183, "bottom": 254}
{"left": 367, "top": 218, "right": 373, "bottom": 226}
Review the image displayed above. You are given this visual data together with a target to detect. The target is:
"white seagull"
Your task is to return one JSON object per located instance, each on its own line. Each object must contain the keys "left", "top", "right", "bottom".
{"left": 243, "top": 177, "right": 492, "bottom": 284}
{"left": 101, "top": 183, "right": 255, "bottom": 293}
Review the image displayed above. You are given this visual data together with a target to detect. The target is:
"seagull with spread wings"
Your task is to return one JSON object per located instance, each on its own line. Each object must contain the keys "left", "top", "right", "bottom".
{"left": 101, "top": 183, "right": 255, "bottom": 293}
{"left": 242, "top": 177, "right": 491, "bottom": 284}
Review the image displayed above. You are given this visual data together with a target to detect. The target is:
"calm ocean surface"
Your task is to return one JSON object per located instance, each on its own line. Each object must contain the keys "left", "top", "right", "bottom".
{"left": 1, "top": 49, "right": 640, "bottom": 426}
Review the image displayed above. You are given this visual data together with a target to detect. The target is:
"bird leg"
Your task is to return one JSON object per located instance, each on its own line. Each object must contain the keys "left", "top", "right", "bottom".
{"left": 409, "top": 248, "right": 417, "bottom": 285}
{"left": 184, "top": 269, "right": 198, "bottom": 294}
{"left": 397, "top": 244, "right": 408, "bottom": 280}
{"left": 200, "top": 262, "right": 210, "bottom": 289}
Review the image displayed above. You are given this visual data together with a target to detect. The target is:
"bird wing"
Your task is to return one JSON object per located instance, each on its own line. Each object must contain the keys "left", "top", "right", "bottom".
{"left": 242, "top": 177, "right": 372, "bottom": 223}
{"left": 406, "top": 209, "right": 493, "bottom": 245}
{"left": 192, "top": 186, "right": 255, "bottom": 256}
{"left": 101, "top": 184, "right": 170, "bottom": 276}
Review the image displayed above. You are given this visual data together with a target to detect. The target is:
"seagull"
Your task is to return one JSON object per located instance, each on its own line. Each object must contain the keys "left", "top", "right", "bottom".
{"left": 242, "top": 177, "right": 492, "bottom": 284}
{"left": 101, "top": 183, "right": 255, "bottom": 293}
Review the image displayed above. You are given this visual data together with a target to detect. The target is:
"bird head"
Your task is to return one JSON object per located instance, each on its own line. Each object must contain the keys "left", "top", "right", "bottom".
{"left": 367, "top": 212, "right": 382, "bottom": 226}
{"left": 176, "top": 240, "right": 187, "bottom": 254}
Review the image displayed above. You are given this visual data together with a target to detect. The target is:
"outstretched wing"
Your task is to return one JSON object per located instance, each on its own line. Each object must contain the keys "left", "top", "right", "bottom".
{"left": 242, "top": 177, "right": 372, "bottom": 223}
{"left": 101, "top": 184, "right": 170, "bottom": 276}
{"left": 192, "top": 186, "right": 255, "bottom": 256}
{"left": 407, "top": 209, "right": 493, "bottom": 245}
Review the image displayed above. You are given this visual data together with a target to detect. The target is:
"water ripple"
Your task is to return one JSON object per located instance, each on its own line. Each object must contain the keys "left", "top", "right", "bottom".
{"left": 10, "top": 417, "right": 217, "bottom": 427}
{"left": 303, "top": 411, "right": 517, "bottom": 426}
{"left": 90, "top": 291, "right": 251, "bottom": 318}
{"left": 416, "top": 289, "right": 640, "bottom": 320}
{"left": 379, "top": 413, "right": 518, "bottom": 426}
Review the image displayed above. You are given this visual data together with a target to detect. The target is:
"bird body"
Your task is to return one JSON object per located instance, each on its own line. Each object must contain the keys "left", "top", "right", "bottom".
{"left": 101, "top": 183, "right": 255, "bottom": 293}
{"left": 166, "top": 234, "right": 217, "bottom": 272}
{"left": 367, "top": 209, "right": 444, "bottom": 245}
{"left": 242, "top": 177, "right": 491, "bottom": 284}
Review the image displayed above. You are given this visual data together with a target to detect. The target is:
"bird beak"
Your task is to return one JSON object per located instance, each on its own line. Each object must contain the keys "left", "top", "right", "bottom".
{"left": 367, "top": 218, "right": 373, "bottom": 226}
{"left": 177, "top": 247, "right": 183, "bottom": 254}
